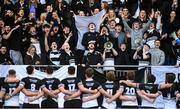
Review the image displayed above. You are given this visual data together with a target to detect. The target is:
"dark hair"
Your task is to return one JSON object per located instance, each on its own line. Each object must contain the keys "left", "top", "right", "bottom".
{"left": 88, "top": 22, "right": 96, "bottom": 28}
{"left": 68, "top": 66, "right": 75, "bottom": 75}
{"left": 100, "top": 25, "right": 110, "bottom": 33}
{"left": 46, "top": 66, "right": 53, "bottom": 75}
{"left": 127, "top": 70, "right": 135, "bottom": 80}
{"left": 106, "top": 71, "right": 116, "bottom": 81}
{"left": 26, "top": 66, "right": 34, "bottom": 75}
{"left": 166, "top": 73, "right": 175, "bottom": 83}
{"left": 143, "top": 43, "right": 150, "bottom": 48}
{"left": 147, "top": 74, "right": 156, "bottom": 83}
{"left": 85, "top": 68, "right": 94, "bottom": 78}
{"left": 8, "top": 69, "right": 16, "bottom": 76}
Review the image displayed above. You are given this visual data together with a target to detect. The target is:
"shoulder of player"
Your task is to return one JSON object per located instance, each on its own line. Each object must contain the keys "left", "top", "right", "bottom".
{"left": 94, "top": 51, "right": 101, "bottom": 55}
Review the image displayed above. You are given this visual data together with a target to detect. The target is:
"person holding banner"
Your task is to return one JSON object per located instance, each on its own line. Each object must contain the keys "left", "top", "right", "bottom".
{"left": 82, "top": 22, "right": 99, "bottom": 51}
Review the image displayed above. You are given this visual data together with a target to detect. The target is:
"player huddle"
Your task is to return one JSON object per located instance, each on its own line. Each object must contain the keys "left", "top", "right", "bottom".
{"left": 0, "top": 66, "right": 180, "bottom": 109}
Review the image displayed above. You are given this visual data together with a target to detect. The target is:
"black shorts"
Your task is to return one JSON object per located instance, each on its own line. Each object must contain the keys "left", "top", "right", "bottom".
{"left": 41, "top": 98, "right": 58, "bottom": 108}
{"left": 3, "top": 106, "right": 20, "bottom": 108}
{"left": 140, "top": 106, "right": 156, "bottom": 109}
{"left": 0, "top": 102, "right": 3, "bottom": 108}
{"left": 177, "top": 100, "right": 180, "bottom": 108}
{"left": 121, "top": 106, "right": 139, "bottom": 109}
{"left": 64, "top": 99, "right": 82, "bottom": 108}
{"left": 22, "top": 103, "right": 40, "bottom": 108}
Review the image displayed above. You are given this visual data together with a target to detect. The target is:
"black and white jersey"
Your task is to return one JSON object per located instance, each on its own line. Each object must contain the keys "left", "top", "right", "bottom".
{"left": 42, "top": 77, "right": 61, "bottom": 91}
{"left": 20, "top": 76, "right": 42, "bottom": 104}
{"left": 49, "top": 50, "right": 61, "bottom": 65}
{"left": 0, "top": 77, "right": 5, "bottom": 90}
{"left": 41, "top": 77, "right": 61, "bottom": 100}
{"left": 138, "top": 83, "right": 158, "bottom": 107}
{"left": 60, "top": 77, "right": 82, "bottom": 100}
{"left": 159, "top": 83, "right": 178, "bottom": 100}
{"left": 159, "top": 83, "right": 178, "bottom": 109}
{"left": 2, "top": 81, "right": 19, "bottom": 106}
{"left": 121, "top": 81, "right": 138, "bottom": 106}
{"left": 102, "top": 81, "right": 119, "bottom": 96}
{"left": 101, "top": 81, "right": 120, "bottom": 109}
{"left": 82, "top": 79, "right": 100, "bottom": 108}
{"left": 176, "top": 82, "right": 180, "bottom": 108}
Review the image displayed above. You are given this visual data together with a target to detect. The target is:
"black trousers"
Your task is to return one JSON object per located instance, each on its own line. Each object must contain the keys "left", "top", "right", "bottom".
{"left": 3, "top": 106, "right": 20, "bottom": 108}
{"left": 64, "top": 99, "right": 82, "bottom": 108}
{"left": 41, "top": 98, "right": 58, "bottom": 109}
{"left": 22, "top": 103, "right": 40, "bottom": 109}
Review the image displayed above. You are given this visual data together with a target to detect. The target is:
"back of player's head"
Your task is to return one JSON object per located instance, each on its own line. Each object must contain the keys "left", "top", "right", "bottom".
{"left": 85, "top": 68, "right": 94, "bottom": 78}
{"left": 127, "top": 70, "right": 135, "bottom": 80}
{"left": 26, "top": 66, "right": 34, "bottom": 75}
{"left": 147, "top": 74, "right": 156, "bottom": 83}
{"left": 8, "top": 69, "right": 16, "bottom": 76}
{"left": 68, "top": 66, "right": 75, "bottom": 75}
{"left": 46, "top": 66, "right": 53, "bottom": 75}
{"left": 166, "top": 73, "right": 175, "bottom": 83}
{"left": 106, "top": 71, "right": 116, "bottom": 81}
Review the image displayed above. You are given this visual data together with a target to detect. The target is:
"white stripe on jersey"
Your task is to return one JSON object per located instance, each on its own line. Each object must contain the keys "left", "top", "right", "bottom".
{"left": 163, "top": 99, "right": 176, "bottom": 109}
{"left": 82, "top": 97, "right": 98, "bottom": 108}
{"left": 25, "top": 96, "right": 40, "bottom": 104}
{"left": 121, "top": 97, "right": 138, "bottom": 106}
{"left": 141, "top": 98, "right": 155, "bottom": 107}
{"left": 4, "top": 95, "right": 19, "bottom": 106}
{"left": 49, "top": 50, "right": 61, "bottom": 65}
{"left": 102, "top": 97, "right": 116, "bottom": 109}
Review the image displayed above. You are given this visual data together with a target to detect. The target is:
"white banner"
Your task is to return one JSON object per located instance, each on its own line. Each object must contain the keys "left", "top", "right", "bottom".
{"left": 0, "top": 65, "right": 77, "bottom": 107}
{"left": 152, "top": 66, "right": 180, "bottom": 108}
{"left": 75, "top": 9, "right": 106, "bottom": 50}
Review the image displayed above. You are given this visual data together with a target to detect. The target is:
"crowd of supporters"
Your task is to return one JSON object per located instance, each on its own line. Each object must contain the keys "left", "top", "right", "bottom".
{"left": 0, "top": 66, "right": 180, "bottom": 109}
{"left": 0, "top": 0, "right": 179, "bottom": 67}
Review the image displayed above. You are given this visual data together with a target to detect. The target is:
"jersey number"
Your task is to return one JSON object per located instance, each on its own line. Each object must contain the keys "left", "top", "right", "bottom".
{"left": 49, "top": 85, "right": 52, "bottom": 91}
{"left": 125, "top": 87, "right": 135, "bottom": 95}
{"left": 107, "top": 89, "right": 113, "bottom": 95}
{"left": 68, "top": 84, "right": 75, "bottom": 91}
{"left": 9, "top": 88, "right": 16, "bottom": 95}
{"left": 31, "top": 84, "right": 36, "bottom": 91}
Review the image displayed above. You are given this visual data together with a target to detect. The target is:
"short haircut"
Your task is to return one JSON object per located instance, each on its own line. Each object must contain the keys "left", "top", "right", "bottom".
{"left": 106, "top": 71, "right": 116, "bottom": 81}
{"left": 8, "top": 69, "right": 16, "bottom": 76}
{"left": 26, "top": 66, "right": 34, "bottom": 75}
{"left": 143, "top": 43, "right": 150, "bottom": 48}
{"left": 68, "top": 66, "right": 75, "bottom": 75}
{"left": 147, "top": 74, "right": 156, "bottom": 83}
{"left": 85, "top": 68, "right": 94, "bottom": 78}
{"left": 166, "top": 73, "right": 175, "bottom": 83}
{"left": 88, "top": 22, "right": 96, "bottom": 27}
{"left": 46, "top": 66, "right": 53, "bottom": 75}
{"left": 127, "top": 70, "right": 135, "bottom": 80}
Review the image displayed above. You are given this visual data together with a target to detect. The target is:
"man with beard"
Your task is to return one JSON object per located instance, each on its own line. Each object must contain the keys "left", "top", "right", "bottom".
{"left": 82, "top": 41, "right": 102, "bottom": 66}
{"left": 0, "top": 46, "right": 13, "bottom": 64}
